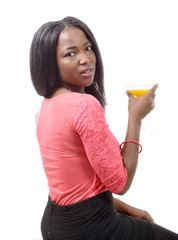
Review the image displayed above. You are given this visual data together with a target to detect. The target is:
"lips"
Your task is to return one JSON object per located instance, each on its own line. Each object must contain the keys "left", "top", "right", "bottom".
{"left": 80, "top": 66, "right": 95, "bottom": 78}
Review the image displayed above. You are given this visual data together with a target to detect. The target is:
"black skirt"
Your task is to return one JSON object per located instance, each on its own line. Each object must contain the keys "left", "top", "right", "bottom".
{"left": 41, "top": 191, "right": 157, "bottom": 240}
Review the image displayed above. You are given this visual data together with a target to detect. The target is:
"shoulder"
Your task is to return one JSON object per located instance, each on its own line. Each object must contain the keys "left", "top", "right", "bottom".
{"left": 72, "top": 93, "right": 105, "bottom": 129}
{"left": 42, "top": 92, "right": 103, "bottom": 109}
{"left": 75, "top": 93, "right": 104, "bottom": 113}
{"left": 72, "top": 94, "right": 105, "bottom": 122}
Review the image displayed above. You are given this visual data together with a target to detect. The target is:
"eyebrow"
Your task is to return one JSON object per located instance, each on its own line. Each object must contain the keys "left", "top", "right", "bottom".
{"left": 62, "top": 40, "right": 90, "bottom": 53}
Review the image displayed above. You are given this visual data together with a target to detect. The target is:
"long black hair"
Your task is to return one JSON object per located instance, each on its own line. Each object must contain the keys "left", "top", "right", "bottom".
{"left": 30, "top": 16, "right": 106, "bottom": 108}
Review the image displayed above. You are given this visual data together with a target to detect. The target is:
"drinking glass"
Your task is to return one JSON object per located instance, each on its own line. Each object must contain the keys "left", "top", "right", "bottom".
{"left": 126, "top": 84, "right": 154, "bottom": 131}
{"left": 127, "top": 84, "right": 154, "bottom": 97}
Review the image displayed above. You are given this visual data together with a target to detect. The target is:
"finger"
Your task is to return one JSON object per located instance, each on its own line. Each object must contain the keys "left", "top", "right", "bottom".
{"left": 126, "top": 90, "right": 131, "bottom": 96}
{"left": 148, "top": 84, "right": 158, "bottom": 94}
{"left": 148, "top": 93, "right": 155, "bottom": 102}
{"left": 145, "top": 215, "right": 155, "bottom": 223}
{"left": 146, "top": 214, "right": 155, "bottom": 223}
{"left": 143, "top": 211, "right": 155, "bottom": 223}
{"left": 151, "top": 100, "right": 155, "bottom": 108}
{"left": 126, "top": 90, "right": 136, "bottom": 99}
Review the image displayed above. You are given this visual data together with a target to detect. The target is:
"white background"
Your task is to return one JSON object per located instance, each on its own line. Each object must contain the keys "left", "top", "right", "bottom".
{"left": 0, "top": 0, "right": 177, "bottom": 239}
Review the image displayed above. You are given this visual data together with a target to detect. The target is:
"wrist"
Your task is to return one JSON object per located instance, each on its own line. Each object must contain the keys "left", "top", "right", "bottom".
{"left": 128, "top": 114, "right": 142, "bottom": 126}
{"left": 127, "top": 115, "right": 141, "bottom": 141}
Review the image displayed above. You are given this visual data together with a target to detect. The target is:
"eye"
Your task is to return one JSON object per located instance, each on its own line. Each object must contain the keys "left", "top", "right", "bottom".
{"left": 86, "top": 46, "right": 93, "bottom": 51}
{"left": 65, "top": 52, "right": 75, "bottom": 57}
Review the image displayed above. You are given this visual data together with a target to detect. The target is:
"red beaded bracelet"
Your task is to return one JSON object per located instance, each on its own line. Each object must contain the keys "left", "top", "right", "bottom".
{"left": 120, "top": 140, "right": 142, "bottom": 153}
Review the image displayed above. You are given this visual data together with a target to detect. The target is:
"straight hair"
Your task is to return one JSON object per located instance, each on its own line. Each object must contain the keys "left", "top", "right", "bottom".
{"left": 30, "top": 16, "right": 106, "bottom": 108}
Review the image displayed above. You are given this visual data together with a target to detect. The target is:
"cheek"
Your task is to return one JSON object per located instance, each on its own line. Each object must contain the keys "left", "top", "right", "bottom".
{"left": 92, "top": 54, "right": 97, "bottom": 74}
{"left": 58, "top": 62, "right": 74, "bottom": 77}
{"left": 92, "top": 56, "right": 97, "bottom": 74}
{"left": 92, "top": 53, "right": 96, "bottom": 65}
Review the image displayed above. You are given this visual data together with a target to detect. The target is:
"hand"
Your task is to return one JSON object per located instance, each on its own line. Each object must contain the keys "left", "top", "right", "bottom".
{"left": 113, "top": 198, "right": 154, "bottom": 223}
{"left": 127, "top": 84, "right": 158, "bottom": 121}
{"left": 126, "top": 205, "right": 154, "bottom": 223}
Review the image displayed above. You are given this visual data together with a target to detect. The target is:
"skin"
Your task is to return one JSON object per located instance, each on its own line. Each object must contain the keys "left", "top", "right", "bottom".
{"left": 53, "top": 26, "right": 157, "bottom": 223}
{"left": 114, "top": 198, "right": 154, "bottom": 223}
{"left": 119, "top": 84, "right": 158, "bottom": 195}
{"left": 53, "top": 27, "right": 96, "bottom": 96}
{"left": 116, "top": 85, "right": 157, "bottom": 222}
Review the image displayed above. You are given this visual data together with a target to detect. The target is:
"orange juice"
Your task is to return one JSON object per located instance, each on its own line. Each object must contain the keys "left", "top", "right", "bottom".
{"left": 129, "top": 89, "right": 149, "bottom": 97}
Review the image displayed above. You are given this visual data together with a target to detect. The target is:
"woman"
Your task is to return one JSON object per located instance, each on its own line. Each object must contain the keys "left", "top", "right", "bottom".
{"left": 30, "top": 17, "right": 178, "bottom": 239}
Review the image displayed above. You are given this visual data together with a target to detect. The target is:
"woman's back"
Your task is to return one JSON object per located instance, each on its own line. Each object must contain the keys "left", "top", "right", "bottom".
{"left": 36, "top": 92, "right": 127, "bottom": 206}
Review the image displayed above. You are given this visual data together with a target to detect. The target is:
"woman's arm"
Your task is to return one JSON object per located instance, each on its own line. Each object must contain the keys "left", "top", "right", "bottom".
{"left": 113, "top": 197, "right": 154, "bottom": 223}
{"left": 119, "top": 84, "right": 158, "bottom": 195}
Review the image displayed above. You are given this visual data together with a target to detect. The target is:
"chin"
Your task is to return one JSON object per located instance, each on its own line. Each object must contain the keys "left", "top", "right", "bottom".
{"left": 84, "top": 79, "right": 94, "bottom": 88}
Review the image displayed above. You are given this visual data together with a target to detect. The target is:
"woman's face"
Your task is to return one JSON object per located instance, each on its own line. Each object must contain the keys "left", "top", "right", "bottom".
{"left": 56, "top": 27, "right": 96, "bottom": 93}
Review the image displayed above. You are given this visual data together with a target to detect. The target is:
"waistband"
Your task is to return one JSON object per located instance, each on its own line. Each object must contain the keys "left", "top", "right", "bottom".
{"left": 48, "top": 190, "right": 114, "bottom": 213}
{"left": 44, "top": 191, "right": 118, "bottom": 239}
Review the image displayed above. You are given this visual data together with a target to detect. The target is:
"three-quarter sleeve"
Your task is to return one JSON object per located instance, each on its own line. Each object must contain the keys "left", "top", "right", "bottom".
{"left": 72, "top": 94, "right": 127, "bottom": 194}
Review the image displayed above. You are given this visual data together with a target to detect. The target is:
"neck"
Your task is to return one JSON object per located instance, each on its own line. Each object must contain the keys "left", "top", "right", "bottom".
{"left": 63, "top": 84, "right": 85, "bottom": 93}
{"left": 51, "top": 86, "right": 85, "bottom": 98}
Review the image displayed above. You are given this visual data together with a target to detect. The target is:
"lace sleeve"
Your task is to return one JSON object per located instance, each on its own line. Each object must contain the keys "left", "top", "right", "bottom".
{"left": 72, "top": 94, "right": 127, "bottom": 194}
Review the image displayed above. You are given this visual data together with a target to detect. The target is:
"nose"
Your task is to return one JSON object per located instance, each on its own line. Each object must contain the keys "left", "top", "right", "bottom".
{"left": 79, "top": 52, "right": 91, "bottom": 65}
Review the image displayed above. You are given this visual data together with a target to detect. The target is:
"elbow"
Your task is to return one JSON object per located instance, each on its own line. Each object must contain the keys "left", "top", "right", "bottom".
{"left": 117, "top": 175, "right": 132, "bottom": 195}
{"left": 118, "top": 164, "right": 136, "bottom": 195}
{"left": 117, "top": 185, "right": 130, "bottom": 195}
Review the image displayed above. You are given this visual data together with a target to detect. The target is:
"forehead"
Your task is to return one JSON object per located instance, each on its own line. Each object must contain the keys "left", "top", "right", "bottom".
{"left": 57, "top": 27, "right": 89, "bottom": 51}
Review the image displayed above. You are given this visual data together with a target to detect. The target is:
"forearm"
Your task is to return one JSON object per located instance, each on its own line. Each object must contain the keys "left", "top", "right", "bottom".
{"left": 113, "top": 197, "right": 130, "bottom": 214}
{"left": 119, "top": 115, "right": 141, "bottom": 194}
{"left": 118, "top": 85, "right": 157, "bottom": 195}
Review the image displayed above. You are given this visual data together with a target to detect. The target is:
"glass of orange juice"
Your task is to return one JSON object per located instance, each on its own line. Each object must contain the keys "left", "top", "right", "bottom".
{"left": 126, "top": 84, "right": 155, "bottom": 131}
{"left": 127, "top": 84, "right": 154, "bottom": 97}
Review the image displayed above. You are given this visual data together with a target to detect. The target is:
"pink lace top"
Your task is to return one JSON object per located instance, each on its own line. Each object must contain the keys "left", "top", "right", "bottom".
{"left": 36, "top": 92, "right": 127, "bottom": 205}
